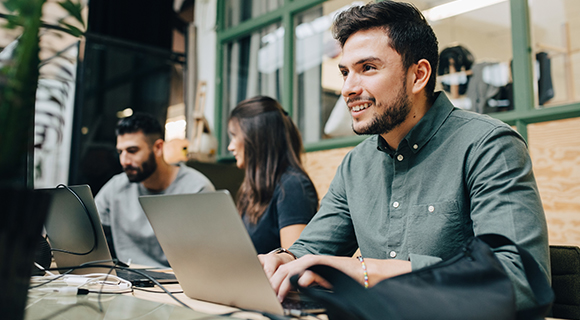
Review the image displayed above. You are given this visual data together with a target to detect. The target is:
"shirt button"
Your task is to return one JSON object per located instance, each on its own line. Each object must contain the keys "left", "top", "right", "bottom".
{"left": 413, "top": 144, "right": 418, "bottom": 150}
{"left": 393, "top": 201, "right": 400, "bottom": 208}
{"left": 428, "top": 205, "right": 435, "bottom": 213}
{"left": 397, "top": 154, "right": 404, "bottom": 161}
{"left": 389, "top": 251, "right": 397, "bottom": 258}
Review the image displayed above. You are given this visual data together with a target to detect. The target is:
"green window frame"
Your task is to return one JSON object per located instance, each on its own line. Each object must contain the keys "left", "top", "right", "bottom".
{"left": 214, "top": 0, "right": 580, "bottom": 160}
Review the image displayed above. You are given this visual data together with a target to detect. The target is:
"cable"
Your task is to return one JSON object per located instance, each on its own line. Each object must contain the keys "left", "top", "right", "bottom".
{"left": 42, "top": 261, "right": 192, "bottom": 310}
{"left": 34, "top": 262, "right": 56, "bottom": 276}
{"left": 32, "top": 260, "right": 316, "bottom": 319}
{"left": 49, "top": 184, "right": 98, "bottom": 256}
{"left": 30, "top": 259, "right": 125, "bottom": 289}
{"left": 29, "top": 268, "right": 75, "bottom": 288}
{"left": 133, "top": 287, "right": 183, "bottom": 294}
{"left": 96, "top": 261, "right": 122, "bottom": 312}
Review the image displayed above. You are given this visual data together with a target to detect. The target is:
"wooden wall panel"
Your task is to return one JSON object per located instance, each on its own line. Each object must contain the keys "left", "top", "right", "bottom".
{"left": 303, "top": 147, "right": 353, "bottom": 200}
{"left": 528, "top": 117, "right": 580, "bottom": 246}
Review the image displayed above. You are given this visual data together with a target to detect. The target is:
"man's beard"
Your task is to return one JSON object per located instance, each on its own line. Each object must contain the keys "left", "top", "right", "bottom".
{"left": 351, "top": 82, "right": 411, "bottom": 135}
{"left": 124, "top": 151, "right": 157, "bottom": 183}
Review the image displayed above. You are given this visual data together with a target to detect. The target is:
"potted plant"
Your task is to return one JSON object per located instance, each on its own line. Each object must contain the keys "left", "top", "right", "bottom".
{"left": 0, "top": 1, "right": 84, "bottom": 318}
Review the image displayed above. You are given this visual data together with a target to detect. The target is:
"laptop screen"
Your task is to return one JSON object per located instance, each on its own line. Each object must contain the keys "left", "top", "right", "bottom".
{"left": 39, "top": 184, "right": 116, "bottom": 274}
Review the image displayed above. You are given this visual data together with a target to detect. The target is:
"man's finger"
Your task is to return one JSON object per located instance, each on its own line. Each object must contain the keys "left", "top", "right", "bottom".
{"left": 297, "top": 270, "right": 333, "bottom": 290}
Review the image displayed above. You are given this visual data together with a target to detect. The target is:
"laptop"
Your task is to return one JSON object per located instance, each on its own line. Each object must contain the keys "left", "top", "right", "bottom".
{"left": 139, "top": 190, "right": 324, "bottom": 316}
{"left": 40, "top": 185, "right": 177, "bottom": 285}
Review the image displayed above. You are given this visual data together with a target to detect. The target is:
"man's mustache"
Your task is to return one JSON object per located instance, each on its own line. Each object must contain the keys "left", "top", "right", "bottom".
{"left": 346, "top": 96, "right": 376, "bottom": 106}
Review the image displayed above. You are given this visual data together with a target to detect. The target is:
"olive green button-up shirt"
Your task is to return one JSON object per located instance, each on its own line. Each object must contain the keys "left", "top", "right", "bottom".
{"left": 290, "top": 92, "right": 549, "bottom": 310}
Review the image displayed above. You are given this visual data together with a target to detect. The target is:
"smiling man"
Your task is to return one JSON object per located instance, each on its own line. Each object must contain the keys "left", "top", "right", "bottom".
{"left": 95, "top": 113, "right": 214, "bottom": 267}
{"left": 260, "top": 0, "right": 549, "bottom": 311}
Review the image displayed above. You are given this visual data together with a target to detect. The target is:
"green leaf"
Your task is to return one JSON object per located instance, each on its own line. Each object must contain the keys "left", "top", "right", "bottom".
{"left": 57, "top": 0, "right": 85, "bottom": 29}
{"left": 3, "top": 14, "right": 22, "bottom": 29}
{"left": 2, "top": 0, "right": 20, "bottom": 12}
{"left": 59, "top": 22, "right": 84, "bottom": 37}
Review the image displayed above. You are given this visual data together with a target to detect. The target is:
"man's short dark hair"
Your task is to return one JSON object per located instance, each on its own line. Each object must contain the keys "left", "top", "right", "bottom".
{"left": 332, "top": 1, "right": 439, "bottom": 101}
{"left": 116, "top": 112, "right": 164, "bottom": 144}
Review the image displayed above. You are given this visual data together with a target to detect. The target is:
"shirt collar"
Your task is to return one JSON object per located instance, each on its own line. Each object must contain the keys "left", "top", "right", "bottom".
{"left": 376, "top": 92, "right": 455, "bottom": 155}
{"left": 376, "top": 134, "right": 396, "bottom": 156}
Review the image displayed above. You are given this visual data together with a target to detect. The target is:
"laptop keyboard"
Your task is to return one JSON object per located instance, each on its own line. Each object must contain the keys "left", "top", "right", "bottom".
{"left": 116, "top": 269, "right": 178, "bottom": 286}
{"left": 282, "top": 298, "right": 325, "bottom": 312}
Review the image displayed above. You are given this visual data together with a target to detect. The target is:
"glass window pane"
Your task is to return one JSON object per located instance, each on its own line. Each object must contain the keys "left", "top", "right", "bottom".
{"left": 530, "top": 0, "right": 580, "bottom": 107}
{"left": 416, "top": 0, "right": 513, "bottom": 114}
{"left": 294, "top": 1, "right": 360, "bottom": 144}
{"left": 225, "top": 0, "right": 283, "bottom": 29}
{"left": 221, "top": 22, "right": 283, "bottom": 154}
{"left": 294, "top": 0, "right": 515, "bottom": 145}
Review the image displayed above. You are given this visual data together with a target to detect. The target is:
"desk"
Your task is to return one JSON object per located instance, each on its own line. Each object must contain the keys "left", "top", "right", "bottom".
{"left": 24, "top": 281, "right": 320, "bottom": 320}
{"left": 24, "top": 292, "right": 223, "bottom": 319}
{"left": 24, "top": 289, "right": 280, "bottom": 320}
{"left": 23, "top": 274, "right": 562, "bottom": 320}
{"left": 130, "top": 283, "right": 278, "bottom": 319}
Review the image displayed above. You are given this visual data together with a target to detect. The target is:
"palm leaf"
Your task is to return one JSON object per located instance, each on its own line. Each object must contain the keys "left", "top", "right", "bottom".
{"left": 57, "top": 0, "right": 85, "bottom": 28}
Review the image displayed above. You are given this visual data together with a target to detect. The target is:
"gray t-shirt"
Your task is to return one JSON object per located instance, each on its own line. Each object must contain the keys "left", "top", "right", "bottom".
{"left": 95, "top": 163, "right": 215, "bottom": 267}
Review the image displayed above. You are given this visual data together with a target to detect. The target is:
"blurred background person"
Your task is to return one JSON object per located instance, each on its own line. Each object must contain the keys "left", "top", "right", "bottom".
{"left": 96, "top": 112, "right": 215, "bottom": 267}
{"left": 228, "top": 96, "right": 318, "bottom": 254}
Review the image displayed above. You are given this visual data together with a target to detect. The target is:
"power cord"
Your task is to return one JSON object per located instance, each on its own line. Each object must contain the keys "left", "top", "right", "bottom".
{"left": 49, "top": 184, "right": 98, "bottom": 255}
{"left": 39, "top": 261, "right": 192, "bottom": 310}
{"left": 133, "top": 287, "right": 183, "bottom": 294}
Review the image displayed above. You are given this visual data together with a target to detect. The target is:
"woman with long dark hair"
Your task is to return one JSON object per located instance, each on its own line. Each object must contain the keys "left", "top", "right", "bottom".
{"left": 227, "top": 96, "right": 318, "bottom": 254}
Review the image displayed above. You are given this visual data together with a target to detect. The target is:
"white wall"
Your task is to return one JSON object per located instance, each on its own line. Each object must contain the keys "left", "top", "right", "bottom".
{"left": 194, "top": 0, "right": 218, "bottom": 134}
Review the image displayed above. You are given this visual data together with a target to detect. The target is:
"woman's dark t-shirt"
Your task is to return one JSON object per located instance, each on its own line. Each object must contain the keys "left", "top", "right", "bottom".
{"left": 242, "top": 169, "right": 318, "bottom": 254}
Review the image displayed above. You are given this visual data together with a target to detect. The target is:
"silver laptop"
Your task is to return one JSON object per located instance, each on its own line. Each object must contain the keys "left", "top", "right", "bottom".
{"left": 139, "top": 190, "right": 318, "bottom": 315}
{"left": 41, "top": 185, "right": 178, "bottom": 285}
{"left": 40, "top": 184, "right": 116, "bottom": 274}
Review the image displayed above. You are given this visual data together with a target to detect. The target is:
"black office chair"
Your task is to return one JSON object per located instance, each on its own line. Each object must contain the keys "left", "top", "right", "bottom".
{"left": 186, "top": 160, "right": 245, "bottom": 200}
{"left": 550, "top": 245, "right": 580, "bottom": 320}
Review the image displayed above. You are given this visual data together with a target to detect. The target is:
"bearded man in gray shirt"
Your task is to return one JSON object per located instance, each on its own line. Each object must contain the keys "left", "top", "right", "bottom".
{"left": 95, "top": 113, "right": 214, "bottom": 267}
{"left": 260, "top": 1, "right": 549, "bottom": 311}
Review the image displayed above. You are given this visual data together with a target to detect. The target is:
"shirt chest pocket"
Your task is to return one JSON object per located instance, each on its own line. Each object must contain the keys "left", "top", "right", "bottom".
{"left": 410, "top": 200, "right": 461, "bottom": 222}
{"left": 407, "top": 200, "right": 466, "bottom": 257}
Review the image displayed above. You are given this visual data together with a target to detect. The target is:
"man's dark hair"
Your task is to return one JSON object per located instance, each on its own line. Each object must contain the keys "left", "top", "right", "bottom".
{"left": 115, "top": 112, "right": 164, "bottom": 144}
{"left": 333, "top": 1, "right": 439, "bottom": 100}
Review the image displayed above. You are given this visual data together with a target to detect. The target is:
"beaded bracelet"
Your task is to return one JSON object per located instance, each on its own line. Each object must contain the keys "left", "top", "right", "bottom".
{"left": 357, "top": 256, "right": 369, "bottom": 288}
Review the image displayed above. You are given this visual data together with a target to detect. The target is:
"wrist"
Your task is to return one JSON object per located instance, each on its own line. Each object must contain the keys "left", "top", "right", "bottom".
{"left": 357, "top": 256, "right": 369, "bottom": 288}
{"left": 268, "top": 247, "right": 297, "bottom": 262}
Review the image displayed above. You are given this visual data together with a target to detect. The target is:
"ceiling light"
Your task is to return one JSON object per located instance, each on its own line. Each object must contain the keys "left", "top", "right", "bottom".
{"left": 422, "top": 0, "right": 508, "bottom": 22}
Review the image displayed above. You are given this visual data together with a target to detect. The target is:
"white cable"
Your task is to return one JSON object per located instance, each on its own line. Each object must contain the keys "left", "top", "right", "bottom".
{"left": 34, "top": 262, "right": 56, "bottom": 276}
{"left": 31, "top": 273, "right": 132, "bottom": 293}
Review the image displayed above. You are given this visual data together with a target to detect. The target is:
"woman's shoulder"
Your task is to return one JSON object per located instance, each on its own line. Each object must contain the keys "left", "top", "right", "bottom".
{"left": 279, "top": 167, "right": 313, "bottom": 187}
{"left": 276, "top": 167, "right": 317, "bottom": 202}
{"left": 274, "top": 167, "right": 318, "bottom": 212}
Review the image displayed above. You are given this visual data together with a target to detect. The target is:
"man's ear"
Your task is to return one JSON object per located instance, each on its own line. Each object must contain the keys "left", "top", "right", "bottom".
{"left": 153, "top": 139, "right": 164, "bottom": 157}
{"left": 410, "top": 59, "right": 431, "bottom": 95}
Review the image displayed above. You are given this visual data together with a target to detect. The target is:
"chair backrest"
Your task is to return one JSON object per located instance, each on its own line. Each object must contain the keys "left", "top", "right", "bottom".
{"left": 550, "top": 245, "right": 580, "bottom": 320}
{"left": 186, "top": 160, "right": 244, "bottom": 200}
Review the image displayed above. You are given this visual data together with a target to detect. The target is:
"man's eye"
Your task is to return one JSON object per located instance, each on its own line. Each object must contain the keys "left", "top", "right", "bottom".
{"left": 363, "top": 64, "right": 374, "bottom": 71}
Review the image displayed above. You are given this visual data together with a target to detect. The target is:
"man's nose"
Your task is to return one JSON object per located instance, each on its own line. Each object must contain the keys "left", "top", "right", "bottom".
{"left": 119, "top": 151, "right": 131, "bottom": 167}
{"left": 342, "top": 74, "right": 363, "bottom": 99}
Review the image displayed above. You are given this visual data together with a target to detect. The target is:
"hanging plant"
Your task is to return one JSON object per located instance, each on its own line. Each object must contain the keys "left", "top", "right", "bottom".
{"left": 0, "top": 0, "right": 85, "bottom": 188}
